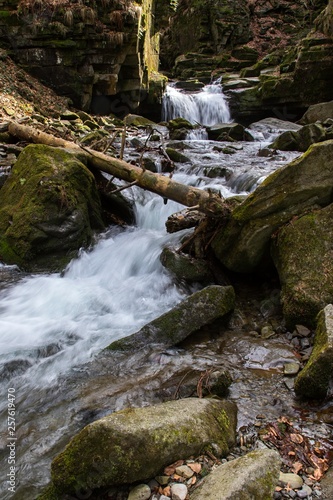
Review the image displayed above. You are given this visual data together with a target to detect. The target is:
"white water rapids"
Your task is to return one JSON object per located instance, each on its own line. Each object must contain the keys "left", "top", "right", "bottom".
{"left": 0, "top": 84, "right": 303, "bottom": 499}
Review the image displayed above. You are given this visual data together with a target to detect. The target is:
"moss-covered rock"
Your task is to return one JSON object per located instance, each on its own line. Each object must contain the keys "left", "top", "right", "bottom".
{"left": 0, "top": 144, "right": 104, "bottom": 270}
{"left": 207, "top": 123, "right": 254, "bottom": 142}
{"left": 270, "top": 123, "right": 327, "bottom": 152}
{"left": 160, "top": 247, "right": 214, "bottom": 285}
{"left": 190, "top": 448, "right": 281, "bottom": 500}
{"left": 107, "top": 285, "right": 235, "bottom": 351}
{"left": 51, "top": 398, "right": 237, "bottom": 495}
{"left": 124, "top": 114, "right": 156, "bottom": 127}
{"left": 165, "top": 147, "right": 191, "bottom": 163}
{"left": 271, "top": 203, "right": 333, "bottom": 328}
{"left": 294, "top": 304, "right": 333, "bottom": 399}
{"left": 211, "top": 140, "right": 333, "bottom": 272}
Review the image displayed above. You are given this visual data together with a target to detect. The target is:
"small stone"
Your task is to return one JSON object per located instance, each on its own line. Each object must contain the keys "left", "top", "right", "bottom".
{"left": 288, "top": 490, "right": 297, "bottom": 498}
{"left": 295, "top": 325, "right": 311, "bottom": 337}
{"left": 159, "top": 496, "right": 170, "bottom": 500}
{"left": 155, "top": 475, "right": 170, "bottom": 486}
{"left": 297, "top": 484, "right": 312, "bottom": 498}
{"left": 261, "top": 325, "right": 274, "bottom": 338}
{"left": 175, "top": 465, "right": 194, "bottom": 479}
{"left": 171, "top": 483, "right": 188, "bottom": 500}
{"left": 283, "top": 378, "right": 295, "bottom": 391}
{"left": 283, "top": 362, "right": 300, "bottom": 375}
{"left": 127, "top": 484, "right": 151, "bottom": 500}
{"left": 279, "top": 472, "right": 303, "bottom": 489}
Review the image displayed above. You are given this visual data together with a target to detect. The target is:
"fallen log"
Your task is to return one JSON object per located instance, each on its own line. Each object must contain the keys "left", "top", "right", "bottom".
{"left": 8, "top": 121, "right": 230, "bottom": 218}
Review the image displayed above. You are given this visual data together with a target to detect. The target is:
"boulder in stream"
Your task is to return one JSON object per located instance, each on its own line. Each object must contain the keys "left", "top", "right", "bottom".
{"left": 294, "top": 304, "right": 333, "bottom": 399}
{"left": 211, "top": 140, "right": 333, "bottom": 273}
{"left": 270, "top": 123, "right": 327, "bottom": 152}
{"left": 51, "top": 397, "right": 237, "bottom": 495}
{"left": 0, "top": 144, "right": 104, "bottom": 270}
{"left": 160, "top": 247, "right": 214, "bottom": 285}
{"left": 300, "top": 100, "right": 333, "bottom": 124}
{"left": 190, "top": 448, "right": 281, "bottom": 500}
{"left": 271, "top": 203, "right": 333, "bottom": 328}
{"left": 107, "top": 285, "right": 235, "bottom": 351}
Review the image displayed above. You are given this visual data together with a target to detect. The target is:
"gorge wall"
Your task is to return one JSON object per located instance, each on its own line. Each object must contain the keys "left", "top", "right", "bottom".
{"left": 0, "top": 0, "right": 332, "bottom": 119}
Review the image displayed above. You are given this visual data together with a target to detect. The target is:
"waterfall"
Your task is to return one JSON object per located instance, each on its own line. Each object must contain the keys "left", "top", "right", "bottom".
{"left": 162, "top": 80, "right": 231, "bottom": 126}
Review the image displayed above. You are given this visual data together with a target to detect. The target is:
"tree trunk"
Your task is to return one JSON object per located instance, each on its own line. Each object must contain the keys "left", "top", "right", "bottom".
{"left": 8, "top": 121, "right": 230, "bottom": 217}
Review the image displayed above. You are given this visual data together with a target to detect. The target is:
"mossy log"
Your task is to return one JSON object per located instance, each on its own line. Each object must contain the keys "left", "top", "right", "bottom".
{"left": 8, "top": 121, "right": 230, "bottom": 218}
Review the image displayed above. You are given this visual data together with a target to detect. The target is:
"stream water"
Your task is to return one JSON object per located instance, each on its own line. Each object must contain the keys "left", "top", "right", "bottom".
{"left": 0, "top": 82, "right": 332, "bottom": 499}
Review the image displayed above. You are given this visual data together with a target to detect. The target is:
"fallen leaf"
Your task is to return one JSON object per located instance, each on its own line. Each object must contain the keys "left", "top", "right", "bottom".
{"left": 290, "top": 433, "right": 303, "bottom": 444}
{"left": 292, "top": 462, "right": 303, "bottom": 474}
{"left": 162, "top": 485, "right": 171, "bottom": 496}
{"left": 190, "top": 476, "right": 197, "bottom": 485}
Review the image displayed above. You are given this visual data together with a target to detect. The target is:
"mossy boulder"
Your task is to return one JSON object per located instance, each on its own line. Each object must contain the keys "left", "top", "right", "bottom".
{"left": 107, "top": 285, "right": 235, "bottom": 351}
{"left": 271, "top": 203, "right": 333, "bottom": 328}
{"left": 124, "top": 114, "right": 156, "bottom": 127}
{"left": 191, "top": 449, "right": 281, "bottom": 500}
{"left": 165, "top": 147, "right": 191, "bottom": 163}
{"left": 270, "top": 123, "right": 327, "bottom": 152}
{"left": 211, "top": 140, "right": 333, "bottom": 273}
{"left": 51, "top": 398, "right": 237, "bottom": 496}
{"left": 0, "top": 144, "right": 104, "bottom": 270}
{"left": 294, "top": 304, "right": 333, "bottom": 399}
{"left": 160, "top": 247, "right": 214, "bottom": 285}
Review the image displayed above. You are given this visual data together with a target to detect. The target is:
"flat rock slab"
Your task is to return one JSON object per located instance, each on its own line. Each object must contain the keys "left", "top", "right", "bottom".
{"left": 295, "top": 304, "right": 333, "bottom": 399}
{"left": 51, "top": 398, "right": 237, "bottom": 495}
{"left": 107, "top": 285, "right": 235, "bottom": 351}
{"left": 190, "top": 448, "right": 281, "bottom": 500}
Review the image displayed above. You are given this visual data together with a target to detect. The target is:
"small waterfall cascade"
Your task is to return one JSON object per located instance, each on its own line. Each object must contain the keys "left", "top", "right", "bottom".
{"left": 162, "top": 79, "right": 231, "bottom": 127}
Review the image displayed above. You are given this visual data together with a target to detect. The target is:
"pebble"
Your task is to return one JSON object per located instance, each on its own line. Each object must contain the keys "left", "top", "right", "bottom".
{"left": 283, "top": 362, "right": 300, "bottom": 375}
{"left": 297, "top": 484, "right": 312, "bottom": 498}
{"left": 175, "top": 464, "right": 194, "bottom": 478}
{"left": 155, "top": 475, "right": 170, "bottom": 485}
{"left": 279, "top": 472, "right": 303, "bottom": 489}
{"left": 171, "top": 483, "right": 188, "bottom": 500}
{"left": 127, "top": 484, "right": 151, "bottom": 500}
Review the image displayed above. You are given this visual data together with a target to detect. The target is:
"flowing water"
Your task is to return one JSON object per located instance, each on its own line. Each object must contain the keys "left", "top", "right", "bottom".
{"left": 0, "top": 85, "right": 331, "bottom": 499}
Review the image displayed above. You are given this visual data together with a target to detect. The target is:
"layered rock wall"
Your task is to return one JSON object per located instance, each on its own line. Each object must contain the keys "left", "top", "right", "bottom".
{"left": 0, "top": 0, "right": 166, "bottom": 113}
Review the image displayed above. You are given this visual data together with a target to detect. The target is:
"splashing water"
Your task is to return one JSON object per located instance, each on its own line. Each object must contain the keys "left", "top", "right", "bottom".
{"left": 162, "top": 81, "right": 231, "bottom": 126}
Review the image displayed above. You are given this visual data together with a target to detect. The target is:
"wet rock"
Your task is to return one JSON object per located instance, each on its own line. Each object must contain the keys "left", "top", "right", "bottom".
{"left": 190, "top": 449, "right": 281, "bottom": 500}
{"left": 211, "top": 140, "right": 333, "bottom": 273}
{"left": 248, "top": 118, "right": 302, "bottom": 141}
{"left": 207, "top": 123, "right": 254, "bottom": 142}
{"left": 128, "top": 484, "right": 151, "bottom": 500}
{"left": 294, "top": 304, "right": 333, "bottom": 399}
{"left": 160, "top": 247, "right": 214, "bottom": 285}
{"left": 0, "top": 144, "right": 104, "bottom": 270}
{"left": 51, "top": 398, "right": 237, "bottom": 495}
{"left": 272, "top": 203, "right": 333, "bottom": 328}
{"left": 270, "top": 123, "right": 327, "bottom": 152}
{"left": 125, "top": 114, "right": 156, "bottom": 127}
{"left": 107, "top": 285, "right": 235, "bottom": 351}
{"left": 283, "top": 362, "right": 300, "bottom": 376}
{"left": 165, "top": 148, "right": 191, "bottom": 163}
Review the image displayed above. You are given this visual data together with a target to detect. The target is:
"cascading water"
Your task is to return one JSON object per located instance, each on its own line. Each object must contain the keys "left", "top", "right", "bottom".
{"left": 162, "top": 80, "right": 231, "bottom": 127}
{"left": 0, "top": 91, "right": 303, "bottom": 498}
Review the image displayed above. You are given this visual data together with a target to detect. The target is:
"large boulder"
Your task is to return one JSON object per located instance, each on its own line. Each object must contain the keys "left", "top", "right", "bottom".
{"left": 271, "top": 203, "right": 333, "bottom": 328}
{"left": 160, "top": 247, "right": 214, "bottom": 285}
{"left": 191, "top": 448, "right": 281, "bottom": 500}
{"left": 51, "top": 398, "right": 237, "bottom": 495}
{"left": 0, "top": 144, "right": 104, "bottom": 270}
{"left": 211, "top": 140, "right": 333, "bottom": 273}
{"left": 300, "top": 100, "right": 333, "bottom": 124}
{"left": 270, "top": 123, "right": 327, "bottom": 151}
{"left": 294, "top": 304, "right": 333, "bottom": 399}
{"left": 107, "top": 285, "right": 235, "bottom": 351}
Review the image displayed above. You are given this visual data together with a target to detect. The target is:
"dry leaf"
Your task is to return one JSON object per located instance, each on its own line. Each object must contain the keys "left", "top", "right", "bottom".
{"left": 188, "top": 463, "right": 202, "bottom": 474}
{"left": 292, "top": 462, "right": 303, "bottom": 474}
{"left": 162, "top": 486, "right": 171, "bottom": 496}
{"left": 290, "top": 433, "right": 303, "bottom": 444}
{"left": 173, "top": 474, "right": 182, "bottom": 481}
{"left": 190, "top": 476, "right": 197, "bottom": 485}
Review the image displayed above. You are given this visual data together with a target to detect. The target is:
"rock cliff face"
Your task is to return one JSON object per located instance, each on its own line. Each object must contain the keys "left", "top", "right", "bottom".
{"left": 0, "top": 0, "right": 167, "bottom": 114}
